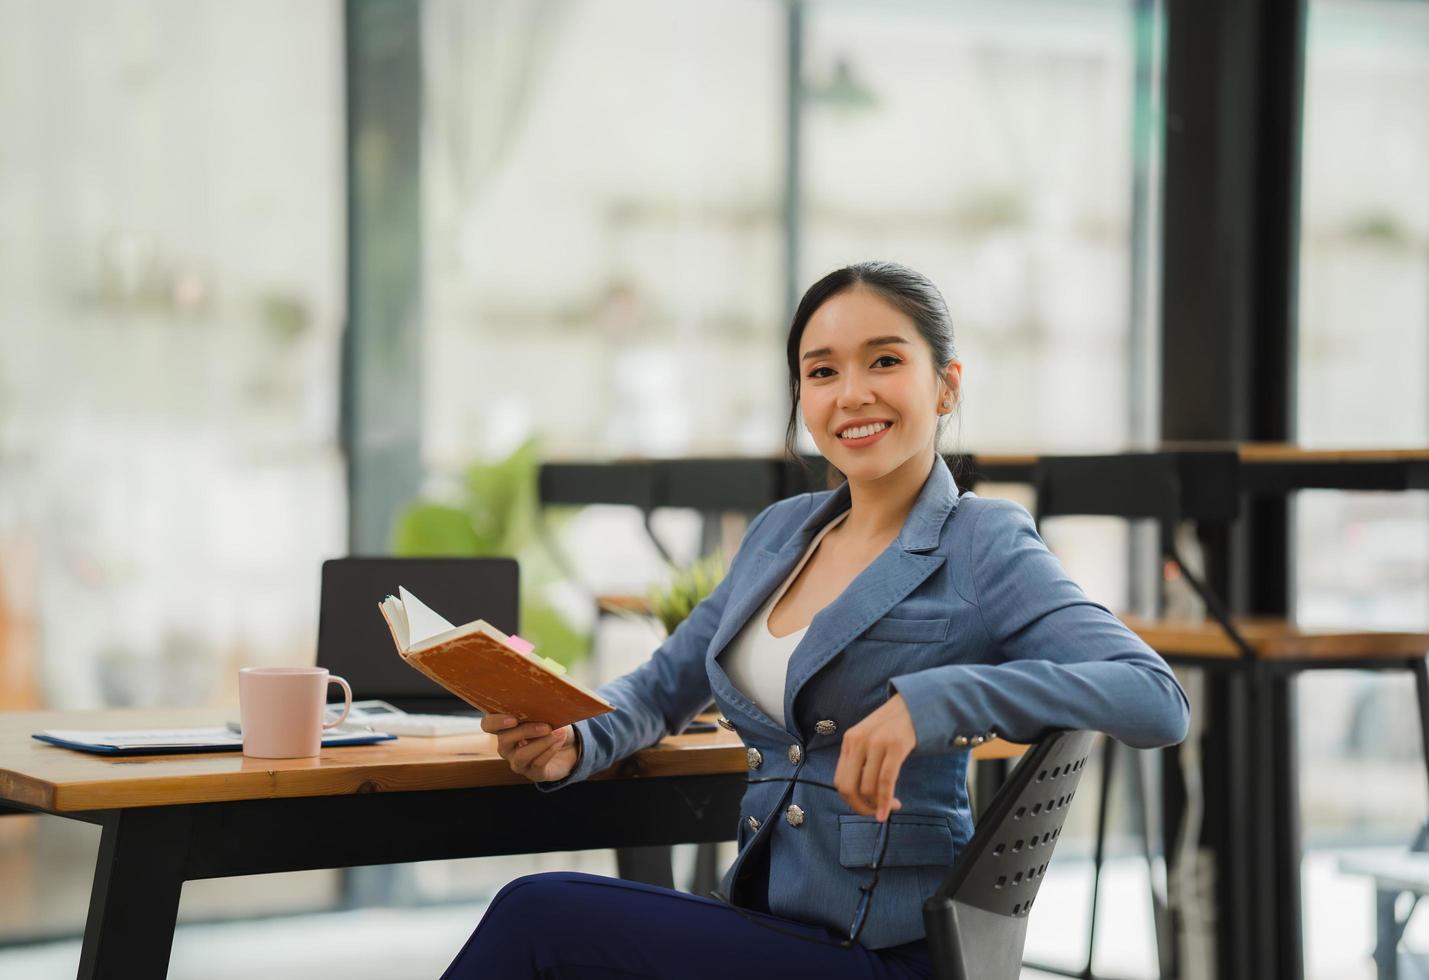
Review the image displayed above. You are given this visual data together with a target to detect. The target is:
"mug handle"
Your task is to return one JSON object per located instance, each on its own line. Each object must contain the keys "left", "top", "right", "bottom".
{"left": 323, "top": 675, "right": 353, "bottom": 729}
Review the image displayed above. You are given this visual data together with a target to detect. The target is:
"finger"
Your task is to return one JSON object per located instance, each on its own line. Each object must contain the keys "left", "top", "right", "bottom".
{"left": 496, "top": 722, "right": 551, "bottom": 754}
{"left": 480, "top": 714, "right": 515, "bottom": 734}
{"left": 833, "top": 735, "right": 861, "bottom": 802}
{"left": 858, "top": 746, "right": 886, "bottom": 812}
{"left": 875, "top": 752, "right": 902, "bottom": 822}
{"left": 528, "top": 730, "right": 569, "bottom": 777}
{"left": 510, "top": 731, "right": 560, "bottom": 769}
{"left": 843, "top": 758, "right": 877, "bottom": 816}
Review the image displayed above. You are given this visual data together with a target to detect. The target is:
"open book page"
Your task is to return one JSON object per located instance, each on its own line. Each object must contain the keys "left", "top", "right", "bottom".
{"left": 398, "top": 586, "right": 457, "bottom": 646}
{"left": 379, "top": 596, "right": 410, "bottom": 650}
{"left": 378, "top": 587, "right": 472, "bottom": 653}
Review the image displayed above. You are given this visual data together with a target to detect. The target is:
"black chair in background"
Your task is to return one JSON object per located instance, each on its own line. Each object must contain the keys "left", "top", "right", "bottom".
{"left": 926, "top": 729, "right": 1097, "bottom": 980}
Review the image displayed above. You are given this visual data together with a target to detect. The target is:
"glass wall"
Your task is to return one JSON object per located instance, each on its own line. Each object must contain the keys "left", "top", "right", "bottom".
{"left": 800, "top": 0, "right": 1148, "bottom": 455}
{"left": 0, "top": 0, "right": 346, "bottom": 941}
{"left": 1295, "top": 1, "right": 1429, "bottom": 976}
{"left": 796, "top": 0, "right": 1160, "bottom": 632}
{"left": 422, "top": 0, "right": 787, "bottom": 472}
{"left": 418, "top": 0, "right": 1157, "bottom": 616}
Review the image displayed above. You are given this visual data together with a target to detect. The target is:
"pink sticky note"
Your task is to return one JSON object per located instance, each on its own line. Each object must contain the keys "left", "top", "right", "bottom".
{"left": 505, "top": 634, "right": 535, "bottom": 655}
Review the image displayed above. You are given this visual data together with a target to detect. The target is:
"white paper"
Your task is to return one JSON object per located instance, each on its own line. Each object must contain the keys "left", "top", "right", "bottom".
{"left": 380, "top": 595, "right": 410, "bottom": 650}
{"left": 398, "top": 586, "right": 456, "bottom": 645}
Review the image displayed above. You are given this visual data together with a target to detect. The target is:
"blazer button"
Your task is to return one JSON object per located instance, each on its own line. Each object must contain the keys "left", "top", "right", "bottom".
{"left": 787, "top": 744, "right": 803, "bottom": 765}
{"left": 747, "top": 747, "right": 763, "bottom": 770}
{"left": 953, "top": 735, "right": 970, "bottom": 747}
{"left": 815, "top": 719, "right": 837, "bottom": 736}
{"left": 717, "top": 716, "right": 736, "bottom": 732}
{"left": 748, "top": 815, "right": 761, "bottom": 833}
{"left": 786, "top": 804, "right": 805, "bottom": 827}
{"left": 970, "top": 735, "right": 985, "bottom": 746}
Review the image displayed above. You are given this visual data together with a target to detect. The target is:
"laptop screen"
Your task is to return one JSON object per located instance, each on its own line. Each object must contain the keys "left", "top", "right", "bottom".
{"left": 316, "top": 557, "right": 520, "bottom": 713}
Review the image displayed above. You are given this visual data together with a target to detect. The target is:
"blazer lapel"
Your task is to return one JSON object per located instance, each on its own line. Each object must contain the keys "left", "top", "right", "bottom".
{"left": 706, "top": 482, "right": 854, "bottom": 670}
{"left": 706, "top": 485, "right": 854, "bottom": 733}
{"left": 782, "top": 457, "right": 961, "bottom": 737}
{"left": 706, "top": 456, "right": 962, "bottom": 740}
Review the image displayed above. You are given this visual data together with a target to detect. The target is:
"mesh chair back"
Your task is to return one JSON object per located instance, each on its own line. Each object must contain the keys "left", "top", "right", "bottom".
{"left": 924, "top": 730, "right": 1097, "bottom": 980}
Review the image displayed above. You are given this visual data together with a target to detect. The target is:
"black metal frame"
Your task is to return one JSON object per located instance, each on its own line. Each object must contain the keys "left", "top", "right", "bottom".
{"left": 1029, "top": 452, "right": 1240, "bottom": 980}
{"left": 1031, "top": 450, "right": 1429, "bottom": 980}
{"left": 342, "top": 0, "right": 424, "bottom": 554}
{"left": 1, "top": 773, "right": 743, "bottom": 979}
{"left": 1162, "top": 0, "right": 1307, "bottom": 971}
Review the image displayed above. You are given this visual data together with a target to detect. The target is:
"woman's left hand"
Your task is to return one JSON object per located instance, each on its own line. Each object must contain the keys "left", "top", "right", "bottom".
{"left": 833, "top": 693, "right": 917, "bottom": 822}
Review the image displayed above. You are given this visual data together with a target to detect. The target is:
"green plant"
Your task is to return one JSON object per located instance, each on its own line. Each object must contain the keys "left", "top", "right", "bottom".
{"left": 390, "top": 436, "right": 587, "bottom": 669}
{"left": 646, "top": 550, "right": 727, "bottom": 637}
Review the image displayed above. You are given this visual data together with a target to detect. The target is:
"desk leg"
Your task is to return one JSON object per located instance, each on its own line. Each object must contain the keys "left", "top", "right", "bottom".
{"left": 1203, "top": 668, "right": 1256, "bottom": 980}
{"left": 1268, "top": 672, "right": 1304, "bottom": 980}
{"left": 615, "top": 846, "right": 674, "bottom": 890}
{"left": 1372, "top": 886, "right": 1401, "bottom": 980}
{"left": 1413, "top": 656, "right": 1429, "bottom": 805}
{"left": 972, "top": 756, "right": 1010, "bottom": 823}
{"left": 78, "top": 806, "right": 192, "bottom": 980}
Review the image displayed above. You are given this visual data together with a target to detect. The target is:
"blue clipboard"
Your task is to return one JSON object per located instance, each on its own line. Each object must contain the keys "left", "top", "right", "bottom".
{"left": 32, "top": 729, "right": 397, "bottom": 756}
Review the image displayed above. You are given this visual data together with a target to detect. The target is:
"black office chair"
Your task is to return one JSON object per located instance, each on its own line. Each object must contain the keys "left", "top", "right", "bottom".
{"left": 925, "top": 730, "right": 1096, "bottom": 980}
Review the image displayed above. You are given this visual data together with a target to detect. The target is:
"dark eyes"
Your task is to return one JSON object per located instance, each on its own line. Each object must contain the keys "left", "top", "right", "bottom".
{"left": 807, "top": 355, "right": 901, "bottom": 379}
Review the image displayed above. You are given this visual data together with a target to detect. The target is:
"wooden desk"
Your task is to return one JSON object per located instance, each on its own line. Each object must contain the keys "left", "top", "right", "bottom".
{"left": 0, "top": 707, "right": 1023, "bottom": 978}
{"left": 0, "top": 707, "right": 746, "bottom": 978}
{"left": 1126, "top": 616, "right": 1429, "bottom": 666}
{"left": 0, "top": 707, "right": 752, "bottom": 813}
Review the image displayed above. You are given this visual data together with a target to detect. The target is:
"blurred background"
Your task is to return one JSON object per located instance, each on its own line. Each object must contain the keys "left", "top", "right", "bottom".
{"left": 0, "top": 0, "right": 1426, "bottom": 977}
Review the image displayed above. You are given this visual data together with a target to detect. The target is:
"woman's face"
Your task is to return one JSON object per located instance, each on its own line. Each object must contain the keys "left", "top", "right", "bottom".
{"left": 797, "top": 287, "right": 961, "bottom": 485}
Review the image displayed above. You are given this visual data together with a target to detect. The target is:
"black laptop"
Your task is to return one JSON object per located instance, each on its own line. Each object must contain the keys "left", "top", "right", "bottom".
{"left": 316, "top": 557, "right": 520, "bottom": 715}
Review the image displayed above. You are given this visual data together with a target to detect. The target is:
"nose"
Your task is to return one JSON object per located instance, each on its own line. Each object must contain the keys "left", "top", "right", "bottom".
{"left": 835, "top": 372, "right": 875, "bottom": 410}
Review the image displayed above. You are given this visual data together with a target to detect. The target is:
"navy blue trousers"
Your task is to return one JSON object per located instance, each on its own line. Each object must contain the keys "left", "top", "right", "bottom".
{"left": 439, "top": 871, "right": 934, "bottom": 980}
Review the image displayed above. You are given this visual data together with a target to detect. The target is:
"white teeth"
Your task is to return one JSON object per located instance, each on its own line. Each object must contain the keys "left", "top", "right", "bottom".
{"left": 839, "top": 422, "right": 890, "bottom": 440}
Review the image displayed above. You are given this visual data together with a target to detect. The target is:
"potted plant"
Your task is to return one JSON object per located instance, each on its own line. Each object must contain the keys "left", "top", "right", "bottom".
{"left": 390, "top": 436, "right": 587, "bottom": 670}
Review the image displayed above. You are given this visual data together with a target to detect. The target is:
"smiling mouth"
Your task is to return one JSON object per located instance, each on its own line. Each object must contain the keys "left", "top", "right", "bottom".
{"left": 837, "top": 421, "right": 893, "bottom": 442}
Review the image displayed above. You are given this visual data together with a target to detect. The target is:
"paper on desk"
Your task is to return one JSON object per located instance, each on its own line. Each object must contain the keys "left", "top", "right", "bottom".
{"left": 34, "top": 726, "right": 391, "bottom": 751}
{"left": 40, "top": 727, "right": 244, "bottom": 748}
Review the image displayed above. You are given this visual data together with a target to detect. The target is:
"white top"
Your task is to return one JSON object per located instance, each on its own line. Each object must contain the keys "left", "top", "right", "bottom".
{"left": 721, "top": 510, "right": 848, "bottom": 727}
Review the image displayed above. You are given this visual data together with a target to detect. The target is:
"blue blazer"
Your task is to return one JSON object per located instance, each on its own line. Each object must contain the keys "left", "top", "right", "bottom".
{"left": 540, "top": 455, "right": 1190, "bottom": 949}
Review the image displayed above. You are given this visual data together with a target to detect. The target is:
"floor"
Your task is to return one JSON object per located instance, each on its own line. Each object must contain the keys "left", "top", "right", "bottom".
{"left": 0, "top": 848, "right": 1422, "bottom": 979}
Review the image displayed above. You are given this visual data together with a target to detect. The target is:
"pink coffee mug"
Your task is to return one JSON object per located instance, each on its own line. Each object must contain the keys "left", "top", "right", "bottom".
{"left": 238, "top": 667, "right": 352, "bottom": 759}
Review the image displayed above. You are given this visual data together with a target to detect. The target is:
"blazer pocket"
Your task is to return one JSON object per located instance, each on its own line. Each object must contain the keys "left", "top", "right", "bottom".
{"left": 860, "top": 616, "right": 950, "bottom": 644}
{"left": 838, "top": 813, "right": 956, "bottom": 868}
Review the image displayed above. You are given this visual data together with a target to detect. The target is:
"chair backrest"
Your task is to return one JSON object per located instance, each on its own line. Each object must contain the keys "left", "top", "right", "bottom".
{"left": 924, "top": 730, "right": 1097, "bottom": 980}
{"left": 538, "top": 461, "right": 658, "bottom": 509}
{"left": 1033, "top": 451, "right": 1240, "bottom": 527}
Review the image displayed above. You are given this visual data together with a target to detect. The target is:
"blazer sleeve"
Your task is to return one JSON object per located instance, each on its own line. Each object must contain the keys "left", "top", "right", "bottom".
{"left": 887, "top": 498, "right": 1190, "bottom": 751}
{"left": 535, "top": 498, "right": 786, "bottom": 792}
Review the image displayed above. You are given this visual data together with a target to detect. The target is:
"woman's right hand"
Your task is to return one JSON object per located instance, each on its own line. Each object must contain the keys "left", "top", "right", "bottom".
{"left": 482, "top": 715, "right": 580, "bottom": 783}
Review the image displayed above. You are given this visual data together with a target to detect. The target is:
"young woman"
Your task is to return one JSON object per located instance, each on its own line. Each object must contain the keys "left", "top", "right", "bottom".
{"left": 442, "top": 261, "right": 1190, "bottom": 979}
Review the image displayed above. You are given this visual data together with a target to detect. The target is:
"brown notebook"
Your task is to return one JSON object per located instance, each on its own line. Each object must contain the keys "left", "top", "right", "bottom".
{"left": 378, "top": 587, "right": 615, "bottom": 729}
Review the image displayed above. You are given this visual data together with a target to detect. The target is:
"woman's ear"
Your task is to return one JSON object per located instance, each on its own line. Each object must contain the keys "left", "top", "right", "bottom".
{"left": 937, "top": 361, "right": 960, "bottom": 414}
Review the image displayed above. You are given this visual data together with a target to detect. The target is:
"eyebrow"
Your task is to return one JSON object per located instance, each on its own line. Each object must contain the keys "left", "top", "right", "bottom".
{"left": 801, "top": 336, "right": 910, "bottom": 362}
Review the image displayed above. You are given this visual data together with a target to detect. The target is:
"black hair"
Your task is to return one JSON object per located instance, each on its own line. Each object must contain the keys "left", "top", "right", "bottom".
{"left": 783, "top": 261, "right": 961, "bottom": 487}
